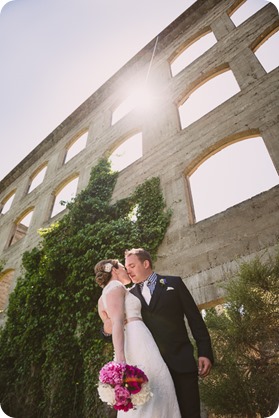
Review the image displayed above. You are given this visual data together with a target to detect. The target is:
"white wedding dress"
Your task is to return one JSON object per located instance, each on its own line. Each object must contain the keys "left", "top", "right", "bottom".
{"left": 101, "top": 280, "right": 181, "bottom": 418}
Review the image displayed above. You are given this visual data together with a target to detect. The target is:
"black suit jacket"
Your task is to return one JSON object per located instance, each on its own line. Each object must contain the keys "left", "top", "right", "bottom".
{"left": 129, "top": 274, "right": 214, "bottom": 373}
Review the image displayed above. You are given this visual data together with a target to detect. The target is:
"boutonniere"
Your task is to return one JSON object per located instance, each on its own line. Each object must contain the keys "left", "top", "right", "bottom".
{"left": 159, "top": 278, "right": 167, "bottom": 287}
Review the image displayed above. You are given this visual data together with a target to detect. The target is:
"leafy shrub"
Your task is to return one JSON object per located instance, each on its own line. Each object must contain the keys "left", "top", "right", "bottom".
{"left": 0, "top": 159, "right": 171, "bottom": 418}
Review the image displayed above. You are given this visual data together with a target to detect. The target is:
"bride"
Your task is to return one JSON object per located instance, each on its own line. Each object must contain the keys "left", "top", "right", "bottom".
{"left": 95, "top": 259, "right": 181, "bottom": 418}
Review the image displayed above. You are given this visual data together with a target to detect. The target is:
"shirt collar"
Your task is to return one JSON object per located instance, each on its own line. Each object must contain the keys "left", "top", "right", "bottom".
{"left": 139, "top": 272, "right": 157, "bottom": 287}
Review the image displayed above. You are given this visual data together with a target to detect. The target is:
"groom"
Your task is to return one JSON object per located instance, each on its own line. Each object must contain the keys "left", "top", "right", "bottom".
{"left": 103, "top": 248, "right": 214, "bottom": 418}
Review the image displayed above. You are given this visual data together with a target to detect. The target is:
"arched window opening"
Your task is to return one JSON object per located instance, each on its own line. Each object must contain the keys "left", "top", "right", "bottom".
{"left": 51, "top": 176, "right": 79, "bottom": 218}
{"left": 64, "top": 132, "right": 88, "bottom": 164}
{"left": 109, "top": 133, "right": 143, "bottom": 172}
{"left": 253, "top": 29, "right": 279, "bottom": 73}
{"left": 178, "top": 70, "right": 240, "bottom": 129}
{"left": 9, "top": 209, "right": 34, "bottom": 246}
{"left": 229, "top": 0, "right": 267, "bottom": 27}
{"left": 188, "top": 137, "right": 279, "bottom": 222}
{"left": 28, "top": 164, "right": 48, "bottom": 193}
{"left": 171, "top": 31, "right": 217, "bottom": 77}
{"left": 1, "top": 190, "right": 16, "bottom": 214}
{"left": 112, "top": 96, "right": 136, "bottom": 125}
{"left": 0, "top": 269, "right": 15, "bottom": 314}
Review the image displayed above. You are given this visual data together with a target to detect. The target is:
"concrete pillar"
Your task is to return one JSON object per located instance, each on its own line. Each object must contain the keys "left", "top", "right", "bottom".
{"left": 229, "top": 47, "right": 266, "bottom": 90}
{"left": 262, "top": 122, "right": 279, "bottom": 174}
{"left": 211, "top": 12, "right": 235, "bottom": 40}
{"left": 142, "top": 60, "right": 180, "bottom": 153}
{"left": 10, "top": 176, "right": 30, "bottom": 206}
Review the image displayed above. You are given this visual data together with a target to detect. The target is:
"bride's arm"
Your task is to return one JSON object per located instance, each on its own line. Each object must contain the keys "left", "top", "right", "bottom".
{"left": 105, "top": 286, "right": 126, "bottom": 363}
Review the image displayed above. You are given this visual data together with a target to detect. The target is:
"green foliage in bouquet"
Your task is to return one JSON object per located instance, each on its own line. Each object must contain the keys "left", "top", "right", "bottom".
{"left": 0, "top": 159, "right": 171, "bottom": 418}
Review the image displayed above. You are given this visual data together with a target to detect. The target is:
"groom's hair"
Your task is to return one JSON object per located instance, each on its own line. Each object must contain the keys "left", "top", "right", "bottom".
{"left": 125, "top": 248, "right": 153, "bottom": 269}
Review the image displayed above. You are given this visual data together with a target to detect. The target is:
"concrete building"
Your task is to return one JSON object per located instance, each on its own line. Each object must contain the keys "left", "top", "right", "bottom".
{"left": 1, "top": 0, "right": 279, "bottom": 325}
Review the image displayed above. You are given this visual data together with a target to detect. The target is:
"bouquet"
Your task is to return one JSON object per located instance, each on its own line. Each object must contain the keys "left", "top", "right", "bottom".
{"left": 97, "top": 361, "right": 152, "bottom": 412}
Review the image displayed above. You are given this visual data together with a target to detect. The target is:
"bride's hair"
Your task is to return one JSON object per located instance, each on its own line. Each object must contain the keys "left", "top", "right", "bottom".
{"left": 94, "top": 259, "right": 119, "bottom": 288}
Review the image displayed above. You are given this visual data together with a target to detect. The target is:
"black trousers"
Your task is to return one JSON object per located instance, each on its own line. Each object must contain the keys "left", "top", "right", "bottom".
{"left": 169, "top": 370, "right": 201, "bottom": 418}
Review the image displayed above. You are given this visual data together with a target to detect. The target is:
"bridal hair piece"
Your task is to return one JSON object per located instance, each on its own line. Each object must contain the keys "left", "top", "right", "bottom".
{"left": 94, "top": 259, "right": 119, "bottom": 287}
{"left": 104, "top": 263, "right": 113, "bottom": 273}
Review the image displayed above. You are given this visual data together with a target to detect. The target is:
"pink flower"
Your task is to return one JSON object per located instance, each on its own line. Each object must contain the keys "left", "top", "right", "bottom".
{"left": 114, "top": 385, "right": 133, "bottom": 411}
{"left": 97, "top": 362, "right": 152, "bottom": 412}
{"left": 99, "top": 361, "right": 125, "bottom": 386}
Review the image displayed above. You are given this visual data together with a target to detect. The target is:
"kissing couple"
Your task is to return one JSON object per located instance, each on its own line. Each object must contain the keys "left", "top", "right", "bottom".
{"left": 95, "top": 248, "right": 214, "bottom": 418}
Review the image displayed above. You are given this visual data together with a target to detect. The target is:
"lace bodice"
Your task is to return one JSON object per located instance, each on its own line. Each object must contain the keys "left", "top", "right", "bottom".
{"left": 101, "top": 280, "right": 142, "bottom": 321}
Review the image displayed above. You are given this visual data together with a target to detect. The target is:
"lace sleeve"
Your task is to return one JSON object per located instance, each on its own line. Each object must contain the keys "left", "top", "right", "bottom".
{"left": 102, "top": 281, "right": 125, "bottom": 310}
{"left": 101, "top": 280, "right": 126, "bottom": 363}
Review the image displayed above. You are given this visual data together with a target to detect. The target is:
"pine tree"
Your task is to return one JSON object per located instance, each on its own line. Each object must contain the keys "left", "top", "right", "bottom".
{"left": 200, "top": 250, "right": 279, "bottom": 417}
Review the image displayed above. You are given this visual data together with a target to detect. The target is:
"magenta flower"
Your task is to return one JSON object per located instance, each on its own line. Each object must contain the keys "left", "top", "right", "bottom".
{"left": 124, "top": 365, "right": 148, "bottom": 394}
{"left": 99, "top": 361, "right": 125, "bottom": 386}
{"left": 97, "top": 362, "right": 152, "bottom": 412}
{"left": 114, "top": 385, "right": 133, "bottom": 411}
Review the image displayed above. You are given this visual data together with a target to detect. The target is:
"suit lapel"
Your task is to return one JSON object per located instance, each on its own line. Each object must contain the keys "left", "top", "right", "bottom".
{"left": 130, "top": 283, "right": 149, "bottom": 308}
{"left": 130, "top": 276, "right": 165, "bottom": 311}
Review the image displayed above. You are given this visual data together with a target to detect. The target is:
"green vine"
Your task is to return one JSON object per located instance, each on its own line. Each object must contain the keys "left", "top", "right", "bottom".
{"left": 0, "top": 159, "right": 171, "bottom": 418}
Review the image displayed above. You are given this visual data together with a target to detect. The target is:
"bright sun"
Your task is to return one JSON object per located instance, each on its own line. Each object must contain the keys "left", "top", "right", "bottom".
{"left": 112, "top": 85, "right": 155, "bottom": 125}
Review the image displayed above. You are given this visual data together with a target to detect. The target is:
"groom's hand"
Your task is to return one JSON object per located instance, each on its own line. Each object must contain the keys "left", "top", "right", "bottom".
{"left": 103, "top": 317, "right": 128, "bottom": 335}
{"left": 198, "top": 357, "right": 212, "bottom": 378}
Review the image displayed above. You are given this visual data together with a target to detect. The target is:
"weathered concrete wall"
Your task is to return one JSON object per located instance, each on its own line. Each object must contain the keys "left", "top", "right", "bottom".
{"left": 0, "top": 0, "right": 278, "bottom": 324}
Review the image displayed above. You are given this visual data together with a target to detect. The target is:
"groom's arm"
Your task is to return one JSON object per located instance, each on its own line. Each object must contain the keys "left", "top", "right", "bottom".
{"left": 100, "top": 326, "right": 112, "bottom": 342}
{"left": 176, "top": 277, "right": 214, "bottom": 365}
{"left": 100, "top": 316, "right": 113, "bottom": 342}
{"left": 100, "top": 317, "right": 130, "bottom": 342}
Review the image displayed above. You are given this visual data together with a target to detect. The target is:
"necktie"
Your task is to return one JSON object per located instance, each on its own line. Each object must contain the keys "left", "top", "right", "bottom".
{"left": 142, "top": 280, "right": 151, "bottom": 304}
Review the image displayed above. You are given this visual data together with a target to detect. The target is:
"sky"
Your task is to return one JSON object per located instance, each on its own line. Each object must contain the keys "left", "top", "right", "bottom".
{"left": 0, "top": 0, "right": 197, "bottom": 182}
{"left": 0, "top": 0, "right": 278, "bottom": 223}
{"left": 0, "top": 0, "right": 278, "bottom": 184}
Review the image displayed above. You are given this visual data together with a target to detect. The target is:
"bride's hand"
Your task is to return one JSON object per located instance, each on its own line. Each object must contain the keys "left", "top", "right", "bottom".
{"left": 117, "top": 358, "right": 126, "bottom": 365}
